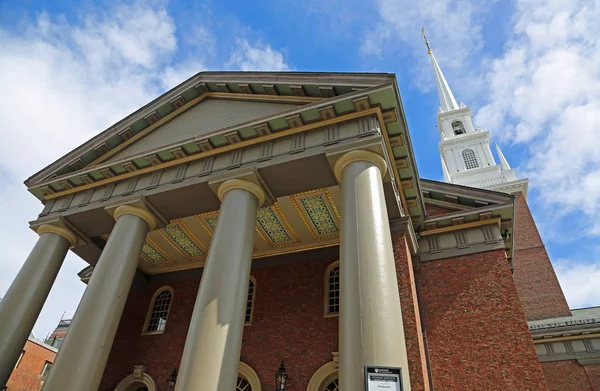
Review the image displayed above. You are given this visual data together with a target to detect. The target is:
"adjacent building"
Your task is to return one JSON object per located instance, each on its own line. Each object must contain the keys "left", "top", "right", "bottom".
{"left": 44, "top": 319, "right": 72, "bottom": 349}
{"left": 0, "top": 42, "right": 598, "bottom": 391}
{"left": 3, "top": 333, "right": 56, "bottom": 391}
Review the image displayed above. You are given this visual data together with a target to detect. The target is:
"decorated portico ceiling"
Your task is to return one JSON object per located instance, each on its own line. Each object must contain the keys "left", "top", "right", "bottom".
{"left": 25, "top": 72, "right": 426, "bottom": 224}
{"left": 102, "top": 187, "right": 341, "bottom": 274}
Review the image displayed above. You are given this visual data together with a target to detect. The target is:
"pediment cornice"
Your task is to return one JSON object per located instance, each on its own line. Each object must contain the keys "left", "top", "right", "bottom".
{"left": 23, "top": 72, "right": 429, "bottom": 227}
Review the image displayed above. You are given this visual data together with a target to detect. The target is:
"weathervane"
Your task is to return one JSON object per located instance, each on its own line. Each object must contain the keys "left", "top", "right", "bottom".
{"left": 421, "top": 27, "right": 433, "bottom": 54}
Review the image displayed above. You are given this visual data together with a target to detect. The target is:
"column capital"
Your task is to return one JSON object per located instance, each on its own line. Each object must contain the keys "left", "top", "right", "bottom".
{"left": 217, "top": 179, "right": 266, "bottom": 207}
{"left": 35, "top": 224, "right": 77, "bottom": 248}
{"left": 333, "top": 150, "right": 387, "bottom": 182}
{"left": 113, "top": 205, "right": 157, "bottom": 231}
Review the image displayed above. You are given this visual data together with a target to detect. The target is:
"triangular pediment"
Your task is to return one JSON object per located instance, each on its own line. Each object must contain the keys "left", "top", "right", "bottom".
{"left": 106, "top": 98, "right": 301, "bottom": 163}
{"left": 26, "top": 72, "right": 399, "bottom": 188}
{"left": 25, "top": 72, "right": 429, "bottom": 226}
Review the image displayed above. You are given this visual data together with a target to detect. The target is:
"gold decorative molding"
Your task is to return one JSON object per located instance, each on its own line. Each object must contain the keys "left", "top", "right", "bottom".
{"left": 42, "top": 108, "right": 383, "bottom": 201}
{"left": 113, "top": 205, "right": 157, "bottom": 230}
{"left": 290, "top": 188, "right": 340, "bottom": 240}
{"left": 333, "top": 149, "right": 387, "bottom": 182}
{"left": 195, "top": 211, "right": 219, "bottom": 237}
{"left": 37, "top": 224, "right": 78, "bottom": 247}
{"left": 217, "top": 179, "right": 266, "bottom": 206}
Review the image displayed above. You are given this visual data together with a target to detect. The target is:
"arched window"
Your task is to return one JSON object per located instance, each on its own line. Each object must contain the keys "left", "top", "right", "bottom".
{"left": 237, "top": 377, "right": 252, "bottom": 391}
{"left": 245, "top": 276, "right": 256, "bottom": 325}
{"left": 238, "top": 362, "right": 261, "bottom": 391}
{"left": 324, "top": 261, "right": 340, "bottom": 316}
{"left": 143, "top": 286, "right": 173, "bottom": 334}
{"left": 452, "top": 121, "right": 465, "bottom": 135}
{"left": 307, "top": 361, "right": 338, "bottom": 391}
{"left": 462, "top": 149, "right": 479, "bottom": 169}
{"left": 324, "top": 379, "right": 339, "bottom": 391}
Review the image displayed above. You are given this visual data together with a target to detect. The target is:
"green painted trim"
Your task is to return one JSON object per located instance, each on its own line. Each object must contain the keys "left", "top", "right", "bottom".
{"left": 157, "top": 150, "right": 175, "bottom": 162}
{"left": 208, "top": 134, "right": 227, "bottom": 147}
{"left": 238, "top": 127, "right": 258, "bottom": 139}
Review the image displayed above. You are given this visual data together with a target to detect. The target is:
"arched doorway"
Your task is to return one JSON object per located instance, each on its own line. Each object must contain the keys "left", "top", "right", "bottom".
{"left": 238, "top": 361, "right": 261, "bottom": 391}
{"left": 307, "top": 362, "right": 338, "bottom": 391}
{"left": 237, "top": 375, "right": 252, "bottom": 390}
{"left": 114, "top": 365, "right": 157, "bottom": 391}
{"left": 126, "top": 384, "right": 149, "bottom": 391}
{"left": 322, "top": 378, "right": 339, "bottom": 391}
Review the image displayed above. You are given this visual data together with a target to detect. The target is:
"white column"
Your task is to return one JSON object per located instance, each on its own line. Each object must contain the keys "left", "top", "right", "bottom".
{"left": 175, "top": 179, "right": 265, "bottom": 391}
{"left": 0, "top": 225, "right": 76, "bottom": 388}
{"left": 42, "top": 205, "right": 155, "bottom": 391}
{"left": 335, "top": 150, "right": 411, "bottom": 391}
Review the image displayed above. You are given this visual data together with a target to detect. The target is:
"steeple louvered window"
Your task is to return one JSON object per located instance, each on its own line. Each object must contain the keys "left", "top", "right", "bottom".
{"left": 463, "top": 149, "right": 479, "bottom": 170}
{"left": 452, "top": 121, "right": 465, "bottom": 135}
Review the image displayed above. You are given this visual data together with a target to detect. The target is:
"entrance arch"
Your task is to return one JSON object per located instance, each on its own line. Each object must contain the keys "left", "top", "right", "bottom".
{"left": 238, "top": 361, "right": 262, "bottom": 391}
{"left": 114, "top": 366, "right": 157, "bottom": 391}
{"left": 306, "top": 362, "right": 338, "bottom": 391}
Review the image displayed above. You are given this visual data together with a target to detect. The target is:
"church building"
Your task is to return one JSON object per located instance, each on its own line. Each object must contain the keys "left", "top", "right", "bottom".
{"left": 0, "top": 39, "right": 599, "bottom": 391}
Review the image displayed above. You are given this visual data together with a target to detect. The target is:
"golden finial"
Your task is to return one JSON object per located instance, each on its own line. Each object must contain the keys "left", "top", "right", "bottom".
{"left": 421, "top": 27, "right": 433, "bottom": 54}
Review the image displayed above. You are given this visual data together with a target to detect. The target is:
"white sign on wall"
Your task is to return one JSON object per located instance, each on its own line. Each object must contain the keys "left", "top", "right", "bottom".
{"left": 364, "top": 366, "right": 402, "bottom": 391}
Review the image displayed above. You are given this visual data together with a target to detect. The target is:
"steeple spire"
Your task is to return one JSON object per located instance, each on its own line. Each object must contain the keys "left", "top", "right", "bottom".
{"left": 422, "top": 28, "right": 459, "bottom": 112}
{"left": 441, "top": 156, "right": 452, "bottom": 182}
{"left": 496, "top": 143, "right": 511, "bottom": 170}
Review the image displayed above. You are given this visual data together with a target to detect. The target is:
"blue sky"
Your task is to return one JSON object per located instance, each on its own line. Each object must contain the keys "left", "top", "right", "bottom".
{"left": 1, "top": 0, "right": 599, "bottom": 338}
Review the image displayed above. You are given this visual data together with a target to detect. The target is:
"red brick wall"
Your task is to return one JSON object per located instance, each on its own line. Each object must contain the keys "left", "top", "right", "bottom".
{"left": 99, "top": 257, "right": 338, "bottom": 391}
{"left": 99, "top": 273, "right": 200, "bottom": 391}
{"left": 425, "top": 203, "right": 459, "bottom": 217}
{"left": 7, "top": 339, "right": 56, "bottom": 391}
{"left": 392, "top": 232, "right": 430, "bottom": 391}
{"left": 417, "top": 249, "right": 548, "bottom": 390}
{"left": 513, "top": 192, "right": 571, "bottom": 319}
{"left": 584, "top": 364, "right": 600, "bottom": 390}
{"left": 240, "top": 258, "right": 338, "bottom": 390}
{"left": 542, "top": 360, "right": 594, "bottom": 391}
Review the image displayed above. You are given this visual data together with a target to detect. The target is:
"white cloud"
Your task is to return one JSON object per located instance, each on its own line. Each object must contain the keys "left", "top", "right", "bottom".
{"left": 227, "top": 38, "right": 290, "bottom": 71}
{"left": 361, "top": 0, "right": 489, "bottom": 92}
{"left": 476, "top": 0, "right": 600, "bottom": 235}
{"left": 554, "top": 259, "right": 600, "bottom": 309}
{"left": 0, "top": 2, "right": 292, "bottom": 339}
{"left": 0, "top": 1, "right": 176, "bottom": 338}
{"left": 160, "top": 60, "right": 206, "bottom": 90}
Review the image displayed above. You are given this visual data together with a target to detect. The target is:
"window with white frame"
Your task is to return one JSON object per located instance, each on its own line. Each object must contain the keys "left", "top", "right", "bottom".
{"left": 237, "top": 376, "right": 252, "bottom": 391}
{"left": 325, "top": 261, "right": 340, "bottom": 316}
{"left": 462, "top": 149, "right": 479, "bottom": 169}
{"left": 143, "top": 287, "right": 173, "bottom": 333}
{"left": 40, "top": 361, "right": 52, "bottom": 378}
{"left": 15, "top": 350, "right": 24, "bottom": 368}
{"left": 245, "top": 277, "right": 256, "bottom": 325}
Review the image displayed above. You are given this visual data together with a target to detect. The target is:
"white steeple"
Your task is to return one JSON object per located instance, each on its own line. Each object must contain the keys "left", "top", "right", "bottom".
{"left": 495, "top": 143, "right": 511, "bottom": 170}
{"left": 423, "top": 29, "right": 528, "bottom": 197}
{"left": 441, "top": 156, "right": 452, "bottom": 183}
{"left": 425, "top": 39, "right": 459, "bottom": 112}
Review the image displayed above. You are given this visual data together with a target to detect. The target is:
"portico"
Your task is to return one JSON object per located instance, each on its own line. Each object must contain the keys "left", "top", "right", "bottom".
{"left": 1, "top": 73, "right": 426, "bottom": 391}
